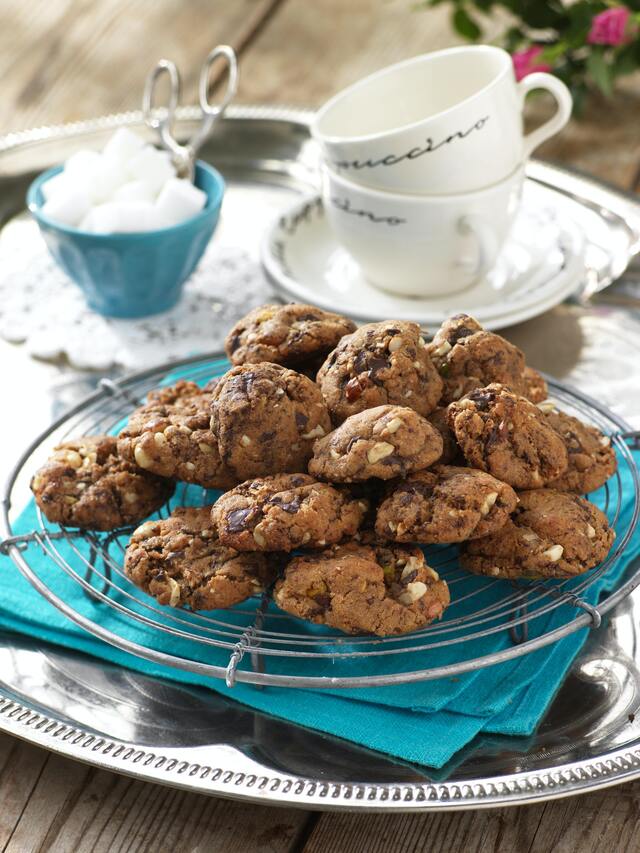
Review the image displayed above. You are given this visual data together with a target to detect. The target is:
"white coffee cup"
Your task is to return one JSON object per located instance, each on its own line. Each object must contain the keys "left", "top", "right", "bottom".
{"left": 312, "top": 46, "right": 571, "bottom": 195}
{"left": 322, "top": 162, "right": 524, "bottom": 298}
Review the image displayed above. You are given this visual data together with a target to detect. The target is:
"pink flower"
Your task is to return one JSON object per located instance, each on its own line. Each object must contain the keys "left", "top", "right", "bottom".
{"left": 587, "top": 7, "right": 631, "bottom": 45}
{"left": 512, "top": 46, "right": 552, "bottom": 82}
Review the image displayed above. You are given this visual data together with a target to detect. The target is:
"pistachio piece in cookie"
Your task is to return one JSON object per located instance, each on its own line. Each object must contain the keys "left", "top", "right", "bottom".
{"left": 375, "top": 466, "right": 517, "bottom": 543}
{"left": 117, "top": 380, "right": 236, "bottom": 489}
{"left": 211, "top": 473, "right": 367, "bottom": 551}
{"left": 224, "top": 303, "right": 356, "bottom": 373}
{"left": 543, "top": 409, "right": 617, "bottom": 494}
{"left": 460, "top": 489, "right": 615, "bottom": 579}
{"left": 447, "top": 383, "right": 568, "bottom": 489}
{"left": 31, "top": 435, "right": 174, "bottom": 531}
{"left": 124, "top": 507, "right": 276, "bottom": 609}
{"left": 317, "top": 320, "right": 443, "bottom": 423}
{"left": 274, "top": 541, "right": 449, "bottom": 636}
{"left": 210, "top": 363, "right": 331, "bottom": 479}
{"left": 309, "top": 405, "right": 443, "bottom": 482}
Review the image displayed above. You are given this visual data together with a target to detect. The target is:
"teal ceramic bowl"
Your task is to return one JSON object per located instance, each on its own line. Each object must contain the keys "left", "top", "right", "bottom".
{"left": 27, "top": 160, "right": 225, "bottom": 318}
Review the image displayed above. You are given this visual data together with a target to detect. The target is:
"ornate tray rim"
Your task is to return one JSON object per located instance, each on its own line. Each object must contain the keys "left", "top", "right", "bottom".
{"left": 2, "top": 106, "right": 640, "bottom": 811}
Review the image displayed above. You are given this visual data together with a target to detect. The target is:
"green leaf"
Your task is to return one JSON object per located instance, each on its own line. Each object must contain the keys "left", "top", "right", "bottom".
{"left": 452, "top": 7, "right": 482, "bottom": 40}
{"left": 586, "top": 49, "right": 613, "bottom": 96}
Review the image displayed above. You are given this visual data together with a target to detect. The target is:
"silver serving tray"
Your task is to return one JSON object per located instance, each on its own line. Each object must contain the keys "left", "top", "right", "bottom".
{"left": 2, "top": 107, "right": 640, "bottom": 810}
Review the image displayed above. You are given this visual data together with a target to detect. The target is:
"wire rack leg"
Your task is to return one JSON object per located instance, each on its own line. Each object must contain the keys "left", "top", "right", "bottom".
{"left": 509, "top": 590, "right": 529, "bottom": 645}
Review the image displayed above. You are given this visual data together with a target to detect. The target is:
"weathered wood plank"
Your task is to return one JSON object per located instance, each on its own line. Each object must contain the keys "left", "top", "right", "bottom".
{"left": 0, "top": 0, "right": 283, "bottom": 134}
{"left": 0, "top": 732, "right": 50, "bottom": 849}
{"left": 302, "top": 779, "right": 640, "bottom": 853}
{"left": 1, "top": 741, "right": 311, "bottom": 853}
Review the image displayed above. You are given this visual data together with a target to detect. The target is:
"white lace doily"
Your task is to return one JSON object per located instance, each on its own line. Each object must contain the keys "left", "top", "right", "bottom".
{"left": 0, "top": 238, "right": 275, "bottom": 370}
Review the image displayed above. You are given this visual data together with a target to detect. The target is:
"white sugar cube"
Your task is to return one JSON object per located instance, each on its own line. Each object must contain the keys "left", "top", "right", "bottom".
{"left": 126, "top": 146, "right": 176, "bottom": 193}
{"left": 78, "top": 210, "right": 96, "bottom": 232}
{"left": 155, "top": 178, "right": 207, "bottom": 226}
{"left": 91, "top": 201, "right": 163, "bottom": 234}
{"left": 112, "top": 180, "right": 156, "bottom": 204}
{"left": 89, "top": 157, "right": 128, "bottom": 204}
{"left": 89, "top": 203, "right": 122, "bottom": 234}
{"left": 41, "top": 171, "right": 71, "bottom": 202}
{"left": 42, "top": 188, "right": 91, "bottom": 227}
{"left": 103, "top": 128, "right": 146, "bottom": 166}
{"left": 64, "top": 149, "right": 102, "bottom": 178}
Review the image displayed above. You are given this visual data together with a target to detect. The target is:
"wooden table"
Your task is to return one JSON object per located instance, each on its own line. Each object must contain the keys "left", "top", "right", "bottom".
{"left": 1, "top": 2, "right": 640, "bottom": 850}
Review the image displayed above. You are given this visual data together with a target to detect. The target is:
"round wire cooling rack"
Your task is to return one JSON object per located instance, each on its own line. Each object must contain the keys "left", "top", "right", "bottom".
{"left": 2, "top": 350, "right": 640, "bottom": 690}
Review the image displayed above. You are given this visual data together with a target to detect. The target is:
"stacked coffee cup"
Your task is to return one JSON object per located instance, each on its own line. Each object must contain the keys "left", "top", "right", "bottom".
{"left": 311, "top": 45, "right": 572, "bottom": 299}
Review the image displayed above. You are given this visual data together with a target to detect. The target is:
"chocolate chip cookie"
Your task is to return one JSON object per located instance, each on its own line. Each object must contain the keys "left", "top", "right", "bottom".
{"left": 211, "top": 474, "right": 366, "bottom": 551}
{"left": 447, "top": 384, "right": 568, "bottom": 488}
{"left": 426, "top": 407, "right": 463, "bottom": 465}
{"left": 317, "top": 321, "right": 443, "bottom": 423}
{"left": 31, "top": 435, "right": 174, "bottom": 531}
{"left": 522, "top": 366, "right": 548, "bottom": 404}
{"left": 117, "top": 380, "right": 236, "bottom": 489}
{"left": 428, "top": 314, "right": 545, "bottom": 404}
{"left": 543, "top": 408, "right": 617, "bottom": 493}
{"left": 124, "top": 507, "right": 275, "bottom": 609}
{"left": 274, "top": 541, "right": 450, "bottom": 636}
{"left": 210, "top": 363, "right": 332, "bottom": 479}
{"left": 460, "top": 489, "right": 614, "bottom": 579}
{"left": 308, "top": 405, "right": 443, "bottom": 482}
{"left": 225, "top": 303, "right": 356, "bottom": 374}
{"left": 375, "top": 465, "right": 518, "bottom": 543}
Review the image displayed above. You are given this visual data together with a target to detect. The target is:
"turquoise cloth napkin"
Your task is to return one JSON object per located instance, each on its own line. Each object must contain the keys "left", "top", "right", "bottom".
{"left": 1, "top": 365, "right": 638, "bottom": 769}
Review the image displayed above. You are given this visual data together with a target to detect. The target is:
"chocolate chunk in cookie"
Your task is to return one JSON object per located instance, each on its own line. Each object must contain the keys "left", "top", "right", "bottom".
{"left": 31, "top": 435, "right": 173, "bottom": 531}
{"left": 375, "top": 465, "right": 517, "bottom": 543}
{"left": 211, "top": 473, "right": 366, "bottom": 551}
{"left": 210, "top": 363, "right": 331, "bottom": 480}
{"left": 317, "top": 321, "right": 443, "bottom": 423}
{"left": 225, "top": 303, "right": 356, "bottom": 374}
{"left": 118, "top": 380, "right": 236, "bottom": 489}
{"left": 428, "top": 314, "right": 542, "bottom": 403}
{"left": 124, "top": 507, "right": 275, "bottom": 609}
{"left": 447, "top": 384, "right": 568, "bottom": 489}
{"left": 543, "top": 408, "right": 617, "bottom": 493}
{"left": 274, "top": 541, "right": 449, "bottom": 635}
{"left": 309, "top": 405, "right": 443, "bottom": 482}
{"left": 461, "top": 489, "right": 614, "bottom": 579}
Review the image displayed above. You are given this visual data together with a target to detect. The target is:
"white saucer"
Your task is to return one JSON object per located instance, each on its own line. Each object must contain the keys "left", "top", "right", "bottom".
{"left": 261, "top": 184, "right": 586, "bottom": 330}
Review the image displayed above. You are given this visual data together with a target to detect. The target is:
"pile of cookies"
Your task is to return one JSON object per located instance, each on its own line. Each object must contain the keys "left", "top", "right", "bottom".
{"left": 31, "top": 304, "right": 617, "bottom": 637}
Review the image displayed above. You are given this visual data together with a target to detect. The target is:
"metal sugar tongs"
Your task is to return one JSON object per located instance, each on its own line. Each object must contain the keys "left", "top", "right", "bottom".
{"left": 142, "top": 44, "right": 239, "bottom": 182}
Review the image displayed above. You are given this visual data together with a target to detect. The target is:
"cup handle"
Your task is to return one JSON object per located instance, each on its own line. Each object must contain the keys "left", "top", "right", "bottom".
{"left": 518, "top": 72, "right": 573, "bottom": 159}
{"left": 458, "top": 214, "right": 497, "bottom": 281}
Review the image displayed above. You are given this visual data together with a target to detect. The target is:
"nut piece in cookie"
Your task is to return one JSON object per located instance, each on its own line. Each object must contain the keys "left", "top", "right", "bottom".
{"left": 210, "top": 363, "right": 332, "bottom": 479}
{"left": 317, "top": 320, "right": 443, "bottom": 423}
{"left": 375, "top": 466, "right": 518, "bottom": 543}
{"left": 461, "top": 489, "right": 615, "bottom": 579}
{"left": 117, "top": 380, "right": 236, "bottom": 489}
{"left": 124, "top": 507, "right": 275, "bottom": 609}
{"left": 211, "top": 473, "right": 366, "bottom": 551}
{"left": 225, "top": 303, "right": 356, "bottom": 374}
{"left": 428, "top": 314, "right": 542, "bottom": 404}
{"left": 447, "top": 384, "right": 568, "bottom": 489}
{"left": 274, "top": 541, "right": 450, "bottom": 636}
{"left": 309, "top": 405, "right": 443, "bottom": 482}
{"left": 31, "top": 435, "right": 174, "bottom": 531}
{"left": 543, "top": 409, "right": 617, "bottom": 494}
